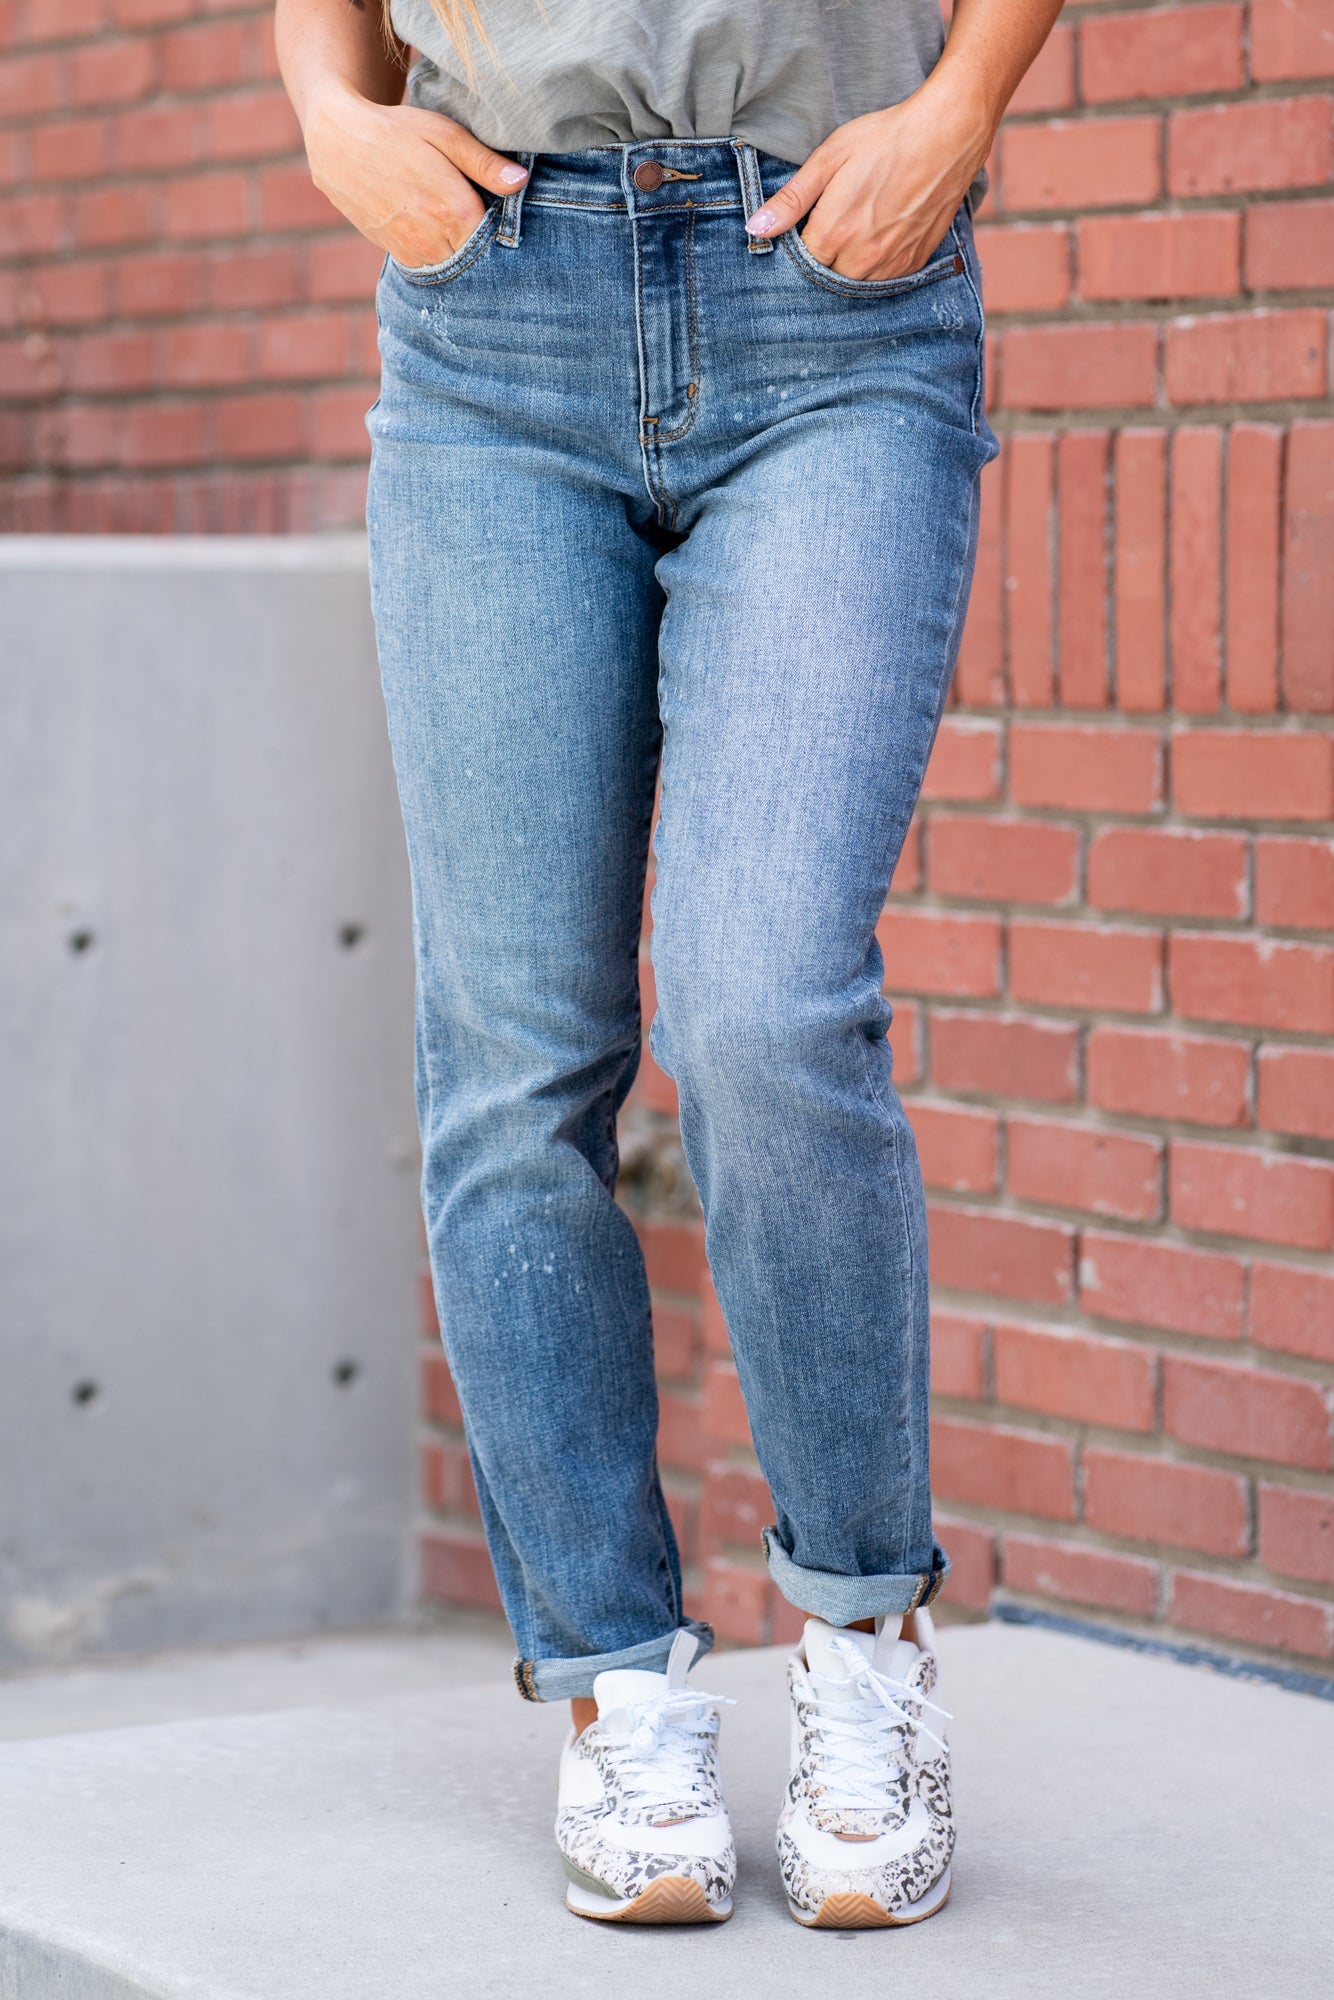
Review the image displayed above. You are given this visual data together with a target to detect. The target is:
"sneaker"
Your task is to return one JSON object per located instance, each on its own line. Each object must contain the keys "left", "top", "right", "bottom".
{"left": 556, "top": 1630, "right": 735, "bottom": 1923}
{"left": 777, "top": 1609, "right": 954, "bottom": 1928}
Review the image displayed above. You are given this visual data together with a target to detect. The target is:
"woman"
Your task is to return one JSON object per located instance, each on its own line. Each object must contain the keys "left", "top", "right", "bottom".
{"left": 277, "top": 0, "right": 1059, "bottom": 1930}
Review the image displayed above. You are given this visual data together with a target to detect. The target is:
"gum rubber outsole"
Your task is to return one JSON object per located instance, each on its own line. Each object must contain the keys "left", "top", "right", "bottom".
{"left": 788, "top": 1869, "right": 953, "bottom": 1930}
{"left": 566, "top": 1876, "right": 732, "bottom": 1925}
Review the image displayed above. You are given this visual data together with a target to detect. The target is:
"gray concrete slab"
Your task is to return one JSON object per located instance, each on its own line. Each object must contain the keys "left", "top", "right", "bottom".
{"left": 1, "top": 1623, "right": 1332, "bottom": 1999}
{"left": 0, "top": 1613, "right": 515, "bottom": 1743}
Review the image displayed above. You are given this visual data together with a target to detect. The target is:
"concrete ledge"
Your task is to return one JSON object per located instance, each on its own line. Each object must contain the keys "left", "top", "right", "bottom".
{"left": 1, "top": 1623, "right": 1331, "bottom": 1998}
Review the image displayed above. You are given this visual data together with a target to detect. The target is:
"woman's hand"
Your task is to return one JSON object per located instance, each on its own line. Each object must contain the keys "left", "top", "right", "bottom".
{"left": 303, "top": 87, "right": 528, "bottom": 266}
{"left": 745, "top": 81, "right": 993, "bottom": 280}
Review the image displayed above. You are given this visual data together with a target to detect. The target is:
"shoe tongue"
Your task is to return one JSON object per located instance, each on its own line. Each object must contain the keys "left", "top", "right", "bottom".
{"left": 802, "top": 1618, "right": 873, "bottom": 1703}
{"left": 592, "top": 1667, "right": 669, "bottom": 1728}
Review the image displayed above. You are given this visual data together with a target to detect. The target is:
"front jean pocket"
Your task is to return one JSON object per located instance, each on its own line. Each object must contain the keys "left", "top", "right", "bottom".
{"left": 781, "top": 219, "right": 966, "bottom": 302}
{"left": 389, "top": 202, "right": 501, "bottom": 286}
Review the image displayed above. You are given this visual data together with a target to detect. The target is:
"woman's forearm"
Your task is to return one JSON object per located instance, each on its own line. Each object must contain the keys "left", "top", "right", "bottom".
{"left": 274, "top": 0, "right": 406, "bottom": 133}
{"left": 928, "top": 0, "right": 1067, "bottom": 140}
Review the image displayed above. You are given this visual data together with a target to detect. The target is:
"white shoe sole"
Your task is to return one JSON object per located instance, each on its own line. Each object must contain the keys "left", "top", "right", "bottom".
{"left": 565, "top": 1875, "right": 732, "bottom": 1924}
{"left": 786, "top": 1861, "right": 952, "bottom": 1930}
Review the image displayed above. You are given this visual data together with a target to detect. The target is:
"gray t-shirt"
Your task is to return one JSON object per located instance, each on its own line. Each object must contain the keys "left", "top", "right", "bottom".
{"left": 391, "top": 1, "right": 955, "bottom": 169}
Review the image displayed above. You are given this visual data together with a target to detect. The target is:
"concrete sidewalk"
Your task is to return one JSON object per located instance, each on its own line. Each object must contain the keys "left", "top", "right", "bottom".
{"left": 1, "top": 1621, "right": 1331, "bottom": 1999}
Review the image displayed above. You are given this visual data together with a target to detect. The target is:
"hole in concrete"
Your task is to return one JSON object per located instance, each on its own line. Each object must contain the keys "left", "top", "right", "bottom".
{"left": 68, "top": 930, "right": 95, "bottom": 954}
{"left": 332, "top": 1360, "right": 360, "bottom": 1388}
{"left": 338, "top": 923, "right": 365, "bottom": 949}
{"left": 71, "top": 1380, "right": 100, "bottom": 1406}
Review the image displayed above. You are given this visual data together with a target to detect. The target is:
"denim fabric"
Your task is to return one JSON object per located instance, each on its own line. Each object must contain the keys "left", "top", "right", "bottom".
{"left": 366, "top": 140, "right": 997, "bottom": 1700}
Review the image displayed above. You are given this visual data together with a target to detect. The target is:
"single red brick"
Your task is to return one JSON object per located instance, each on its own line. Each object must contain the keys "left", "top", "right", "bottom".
{"left": 0, "top": 51, "right": 65, "bottom": 121}
{"left": 636, "top": 1218, "right": 706, "bottom": 1295}
{"left": 113, "top": 103, "right": 199, "bottom": 175}
{"left": 1255, "top": 836, "right": 1334, "bottom": 930}
{"left": 162, "top": 320, "right": 250, "bottom": 388}
{"left": 1001, "top": 117, "right": 1162, "bottom": 212}
{"left": 1057, "top": 429, "right": 1110, "bottom": 708}
{"left": 1087, "top": 826, "right": 1248, "bottom": 920}
{"left": 1009, "top": 22, "right": 1075, "bottom": 112}
{"left": 1283, "top": 421, "right": 1334, "bottom": 715}
{"left": 1257, "top": 1047, "right": 1334, "bottom": 1143}
{"left": 1113, "top": 429, "right": 1167, "bottom": 711}
{"left": 420, "top": 1438, "right": 480, "bottom": 1518}
{"left": 927, "top": 814, "right": 1081, "bottom": 905}
{"left": 889, "top": 816, "right": 922, "bottom": 896}
{"left": 1164, "top": 1353, "right": 1331, "bottom": 1469}
{"left": 1174, "top": 310, "right": 1327, "bottom": 409}
{"left": 1250, "top": 0, "right": 1334, "bottom": 81}
{"left": 1169, "top": 1570, "right": 1331, "bottom": 1658}
{"left": 1259, "top": 1485, "right": 1334, "bottom": 1588}
{"left": 976, "top": 223, "right": 1071, "bottom": 312}
{"left": 1010, "top": 723, "right": 1163, "bottom": 812}
{"left": 1003, "top": 321, "right": 1158, "bottom": 411}
{"left": 928, "top": 1203, "right": 1075, "bottom": 1304}
{"left": 932, "top": 1415, "right": 1076, "bottom": 1518}
{"left": 206, "top": 243, "right": 301, "bottom": 312}
{"left": 1010, "top": 919, "right": 1164, "bottom": 1013}
{"left": 73, "top": 181, "right": 156, "bottom": 250}
{"left": 122, "top": 401, "right": 209, "bottom": 469}
{"left": 699, "top": 1464, "right": 771, "bottom": 1554}
{"left": 420, "top": 1349, "right": 462, "bottom": 1427}
{"left": 1169, "top": 96, "right": 1334, "bottom": 197}
{"left": 215, "top": 390, "right": 303, "bottom": 461}
{"left": 160, "top": 18, "right": 253, "bottom": 92}
{"left": 1007, "top": 1118, "right": 1163, "bottom": 1223}
{"left": 1246, "top": 198, "right": 1334, "bottom": 292}
{"left": 1080, "top": 4, "right": 1244, "bottom": 103}
{"left": 701, "top": 1559, "right": 770, "bottom": 1644}
{"left": 934, "top": 1516, "right": 997, "bottom": 1610}
{"left": 16, "top": 260, "right": 112, "bottom": 329}
{"left": 30, "top": 115, "right": 110, "bottom": 185}
{"left": 1171, "top": 931, "right": 1334, "bottom": 1034}
{"left": 1172, "top": 730, "right": 1333, "bottom": 821}
{"left": 1171, "top": 1139, "right": 1334, "bottom": 1250}
{"left": 1084, "top": 1448, "right": 1251, "bottom": 1556}
{"left": 1250, "top": 1261, "right": 1334, "bottom": 1364}
{"left": 909, "top": 1099, "right": 1000, "bottom": 1194}
{"left": 1170, "top": 426, "right": 1223, "bottom": 712}
{"left": 112, "top": 0, "right": 197, "bottom": 23}
{"left": 115, "top": 249, "right": 207, "bottom": 317}
{"left": 1080, "top": 1229, "right": 1246, "bottom": 1340}
{"left": 420, "top": 1529, "right": 501, "bottom": 1610}
{"left": 259, "top": 160, "right": 341, "bottom": 231}
{"left": 164, "top": 170, "right": 250, "bottom": 242}
{"left": 888, "top": 997, "right": 923, "bottom": 1086}
{"left": 878, "top": 908, "right": 1003, "bottom": 998}
{"left": 256, "top": 307, "right": 348, "bottom": 380}
{"left": 1001, "top": 1534, "right": 1159, "bottom": 1615}
{"left": 994, "top": 1318, "right": 1156, "bottom": 1426}
{"left": 306, "top": 229, "right": 386, "bottom": 303}
{"left": 954, "top": 458, "right": 1005, "bottom": 705}
{"left": 1087, "top": 1026, "right": 1251, "bottom": 1128}
{"left": 1004, "top": 432, "right": 1055, "bottom": 705}
{"left": 920, "top": 719, "right": 1004, "bottom": 801}
{"left": 1077, "top": 210, "right": 1239, "bottom": 304}
{"left": 70, "top": 35, "right": 156, "bottom": 107}
{"left": 63, "top": 330, "right": 156, "bottom": 395}
{"left": 931, "top": 1310, "right": 989, "bottom": 1400}
{"left": 1225, "top": 425, "right": 1283, "bottom": 713}
{"left": 204, "top": 86, "right": 300, "bottom": 163}
{"left": 0, "top": 190, "right": 69, "bottom": 260}
{"left": 930, "top": 1011, "right": 1082, "bottom": 1103}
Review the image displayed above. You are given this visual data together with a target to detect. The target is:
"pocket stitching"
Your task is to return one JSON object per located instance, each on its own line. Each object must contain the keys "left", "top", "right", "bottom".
{"left": 390, "top": 204, "right": 501, "bottom": 287}
{"left": 780, "top": 228, "right": 962, "bottom": 301}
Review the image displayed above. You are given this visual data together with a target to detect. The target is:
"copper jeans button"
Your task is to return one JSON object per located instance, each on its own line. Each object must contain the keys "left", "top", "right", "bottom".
{"left": 632, "top": 160, "right": 665, "bottom": 192}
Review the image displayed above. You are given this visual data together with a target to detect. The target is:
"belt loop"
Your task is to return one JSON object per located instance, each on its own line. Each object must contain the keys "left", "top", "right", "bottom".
{"left": 732, "top": 140, "right": 773, "bottom": 255}
{"left": 497, "top": 150, "right": 535, "bottom": 248}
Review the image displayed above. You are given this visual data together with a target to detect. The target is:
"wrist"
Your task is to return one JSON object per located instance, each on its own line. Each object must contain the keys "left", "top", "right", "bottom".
{"left": 301, "top": 79, "right": 373, "bottom": 149}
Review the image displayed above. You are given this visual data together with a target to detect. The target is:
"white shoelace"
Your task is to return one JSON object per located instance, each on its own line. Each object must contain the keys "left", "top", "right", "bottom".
{"left": 804, "top": 1636, "right": 952, "bottom": 1811}
{"left": 603, "top": 1687, "right": 733, "bottom": 1814}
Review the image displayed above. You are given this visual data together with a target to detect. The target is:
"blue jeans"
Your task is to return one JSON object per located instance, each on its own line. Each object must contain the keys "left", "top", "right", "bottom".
{"left": 366, "top": 140, "right": 997, "bottom": 1700}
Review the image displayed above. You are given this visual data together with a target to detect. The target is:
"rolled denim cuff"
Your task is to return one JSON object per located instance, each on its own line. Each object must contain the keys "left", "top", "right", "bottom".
{"left": 762, "top": 1526, "right": 950, "bottom": 1626}
{"left": 513, "top": 1618, "right": 715, "bottom": 1702}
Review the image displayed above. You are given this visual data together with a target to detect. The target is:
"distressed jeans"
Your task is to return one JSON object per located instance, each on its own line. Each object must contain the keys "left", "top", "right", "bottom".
{"left": 366, "top": 140, "right": 997, "bottom": 1699}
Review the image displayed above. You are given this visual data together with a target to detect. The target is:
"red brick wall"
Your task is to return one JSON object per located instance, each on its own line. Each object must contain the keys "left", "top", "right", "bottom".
{"left": 3, "top": 4, "right": 1330, "bottom": 1668}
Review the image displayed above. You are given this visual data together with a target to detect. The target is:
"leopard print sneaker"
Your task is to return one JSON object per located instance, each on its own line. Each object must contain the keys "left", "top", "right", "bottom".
{"left": 557, "top": 1630, "right": 735, "bottom": 1923}
{"left": 777, "top": 1609, "right": 953, "bottom": 1928}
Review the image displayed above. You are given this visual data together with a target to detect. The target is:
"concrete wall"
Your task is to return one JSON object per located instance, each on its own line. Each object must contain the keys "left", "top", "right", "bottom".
{"left": 0, "top": 537, "right": 421, "bottom": 1668}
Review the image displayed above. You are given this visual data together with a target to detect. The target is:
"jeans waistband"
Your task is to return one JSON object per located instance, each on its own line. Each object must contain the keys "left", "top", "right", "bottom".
{"left": 496, "top": 139, "right": 779, "bottom": 252}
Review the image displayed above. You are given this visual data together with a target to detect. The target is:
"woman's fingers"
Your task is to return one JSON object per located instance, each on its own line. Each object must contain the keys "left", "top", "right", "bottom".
{"left": 412, "top": 109, "right": 529, "bottom": 194}
{"left": 744, "top": 152, "right": 834, "bottom": 238}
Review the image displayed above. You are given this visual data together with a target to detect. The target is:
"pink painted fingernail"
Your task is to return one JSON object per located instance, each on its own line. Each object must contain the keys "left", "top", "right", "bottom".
{"left": 745, "top": 206, "right": 777, "bottom": 236}
{"left": 499, "top": 164, "right": 528, "bottom": 185}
